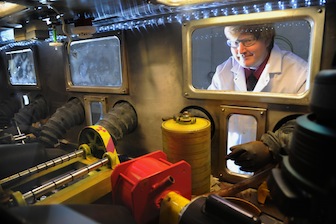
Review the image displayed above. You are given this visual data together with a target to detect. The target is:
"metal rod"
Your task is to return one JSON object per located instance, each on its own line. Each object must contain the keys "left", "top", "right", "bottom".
{"left": 14, "top": 120, "right": 25, "bottom": 144}
{"left": 0, "top": 150, "right": 84, "bottom": 186}
{"left": 22, "top": 157, "right": 109, "bottom": 202}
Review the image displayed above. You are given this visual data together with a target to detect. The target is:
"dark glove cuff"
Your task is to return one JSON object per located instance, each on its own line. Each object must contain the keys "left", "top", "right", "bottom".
{"left": 261, "top": 131, "right": 282, "bottom": 161}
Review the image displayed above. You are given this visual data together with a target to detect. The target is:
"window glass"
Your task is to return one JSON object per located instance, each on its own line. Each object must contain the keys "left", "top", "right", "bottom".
{"left": 0, "top": 29, "right": 14, "bottom": 42}
{"left": 192, "top": 20, "right": 310, "bottom": 93}
{"left": 90, "top": 101, "right": 103, "bottom": 125}
{"left": 6, "top": 49, "right": 37, "bottom": 85}
{"left": 22, "top": 94, "right": 29, "bottom": 105}
{"left": 69, "top": 36, "right": 122, "bottom": 87}
{"left": 227, "top": 114, "right": 257, "bottom": 175}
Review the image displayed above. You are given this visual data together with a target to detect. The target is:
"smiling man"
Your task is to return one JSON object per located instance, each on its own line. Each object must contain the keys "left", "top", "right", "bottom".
{"left": 207, "top": 24, "right": 308, "bottom": 93}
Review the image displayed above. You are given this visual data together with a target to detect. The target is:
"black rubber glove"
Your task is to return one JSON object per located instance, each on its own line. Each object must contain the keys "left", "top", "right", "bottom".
{"left": 226, "top": 141, "right": 272, "bottom": 172}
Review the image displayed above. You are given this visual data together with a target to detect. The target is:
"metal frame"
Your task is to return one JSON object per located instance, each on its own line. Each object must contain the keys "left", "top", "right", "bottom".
{"left": 65, "top": 31, "right": 129, "bottom": 94}
{"left": 218, "top": 105, "right": 267, "bottom": 183}
{"left": 83, "top": 95, "right": 108, "bottom": 125}
{"left": 182, "top": 6, "right": 325, "bottom": 105}
{"left": 4, "top": 45, "right": 41, "bottom": 90}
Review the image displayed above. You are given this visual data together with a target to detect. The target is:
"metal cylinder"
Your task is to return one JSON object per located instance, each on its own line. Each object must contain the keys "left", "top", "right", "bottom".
{"left": 162, "top": 112, "right": 211, "bottom": 195}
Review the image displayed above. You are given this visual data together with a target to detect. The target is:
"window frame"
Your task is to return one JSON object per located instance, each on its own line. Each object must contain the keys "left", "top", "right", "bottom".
{"left": 182, "top": 6, "right": 325, "bottom": 105}
{"left": 65, "top": 31, "right": 129, "bottom": 94}
{"left": 4, "top": 45, "right": 41, "bottom": 90}
{"left": 219, "top": 105, "right": 267, "bottom": 183}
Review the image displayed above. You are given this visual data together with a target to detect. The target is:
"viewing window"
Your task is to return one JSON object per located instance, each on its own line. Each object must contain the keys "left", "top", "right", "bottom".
{"left": 192, "top": 20, "right": 310, "bottom": 91}
{"left": 84, "top": 95, "right": 107, "bottom": 125}
{"left": 219, "top": 106, "right": 266, "bottom": 182}
{"left": 182, "top": 6, "right": 325, "bottom": 105}
{"left": 6, "top": 48, "right": 38, "bottom": 87}
{"left": 227, "top": 114, "right": 257, "bottom": 175}
{"left": 22, "top": 94, "right": 29, "bottom": 105}
{"left": 67, "top": 34, "right": 128, "bottom": 94}
{"left": 90, "top": 101, "right": 103, "bottom": 125}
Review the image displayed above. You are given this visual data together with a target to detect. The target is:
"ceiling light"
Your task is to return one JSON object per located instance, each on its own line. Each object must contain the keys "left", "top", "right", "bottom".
{"left": 0, "top": 2, "right": 27, "bottom": 18}
{"left": 149, "top": 0, "right": 217, "bottom": 7}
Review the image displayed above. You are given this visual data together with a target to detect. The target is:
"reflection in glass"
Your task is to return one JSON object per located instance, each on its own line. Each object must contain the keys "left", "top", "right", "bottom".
{"left": 90, "top": 101, "right": 103, "bottom": 125}
{"left": 227, "top": 114, "right": 256, "bottom": 175}
{"left": 69, "top": 36, "right": 123, "bottom": 87}
{"left": 6, "top": 49, "right": 37, "bottom": 85}
{"left": 192, "top": 20, "right": 310, "bottom": 93}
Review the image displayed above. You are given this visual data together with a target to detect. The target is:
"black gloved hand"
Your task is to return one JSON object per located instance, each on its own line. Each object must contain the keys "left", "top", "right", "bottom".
{"left": 226, "top": 141, "right": 272, "bottom": 172}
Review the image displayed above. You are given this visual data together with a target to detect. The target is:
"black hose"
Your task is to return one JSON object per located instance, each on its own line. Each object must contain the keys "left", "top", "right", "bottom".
{"left": 0, "top": 95, "right": 48, "bottom": 139}
{"left": 38, "top": 98, "right": 85, "bottom": 148}
{"left": 0, "top": 97, "right": 21, "bottom": 128}
{"left": 95, "top": 101, "right": 137, "bottom": 145}
{"left": 13, "top": 95, "right": 49, "bottom": 127}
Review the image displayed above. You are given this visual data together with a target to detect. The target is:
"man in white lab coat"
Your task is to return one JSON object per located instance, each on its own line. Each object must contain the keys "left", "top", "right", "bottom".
{"left": 208, "top": 24, "right": 308, "bottom": 93}
{"left": 210, "top": 24, "right": 308, "bottom": 172}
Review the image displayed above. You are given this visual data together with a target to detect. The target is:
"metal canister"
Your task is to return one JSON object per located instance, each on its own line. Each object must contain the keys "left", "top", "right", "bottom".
{"left": 162, "top": 112, "right": 211, "bottom": 195}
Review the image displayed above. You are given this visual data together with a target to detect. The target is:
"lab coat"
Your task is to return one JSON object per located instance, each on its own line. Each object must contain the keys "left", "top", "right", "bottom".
{"left": 209, "top": 45, "right": 308, "bottom": 174}
{"left": 207, "top": 45, "right": 308, "bottom": 93}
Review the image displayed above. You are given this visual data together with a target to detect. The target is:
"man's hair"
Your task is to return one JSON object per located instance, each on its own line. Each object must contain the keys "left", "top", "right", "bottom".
{"left": 225, "top": 24, "right": 276, "bottom": 51}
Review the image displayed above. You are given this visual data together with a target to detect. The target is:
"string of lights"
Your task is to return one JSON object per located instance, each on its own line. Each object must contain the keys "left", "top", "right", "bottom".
{"left": 94, "top": 0, "right": 326, "bottom": 32}
{"left": 0, "top": 0, "right": 326, "bottom": 46}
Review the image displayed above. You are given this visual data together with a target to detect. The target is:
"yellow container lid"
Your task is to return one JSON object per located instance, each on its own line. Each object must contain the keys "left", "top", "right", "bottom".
{"left": 162, "top": 117, "right": 210, "bottom": 133}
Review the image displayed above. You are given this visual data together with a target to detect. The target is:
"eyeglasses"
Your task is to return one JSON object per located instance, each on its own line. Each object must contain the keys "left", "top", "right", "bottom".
{"left": 226, "top": 37, "right": 257, "bottom": 48}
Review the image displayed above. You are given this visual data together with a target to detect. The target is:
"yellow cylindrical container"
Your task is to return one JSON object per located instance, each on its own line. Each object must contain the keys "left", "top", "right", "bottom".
{"left": 162, "top": 113, "right": 211, "bottom": 195}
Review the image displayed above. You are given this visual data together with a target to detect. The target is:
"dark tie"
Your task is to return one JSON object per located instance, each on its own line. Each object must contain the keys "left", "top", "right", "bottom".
{"left": 247, "top": 70, "right": 257, "bottom": 91}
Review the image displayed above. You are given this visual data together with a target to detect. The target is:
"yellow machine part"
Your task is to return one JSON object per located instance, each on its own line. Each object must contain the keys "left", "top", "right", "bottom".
{"left": 161, "top": 117, "right": 210, "bottom": 133}
{"left": 14, "top": 125, "right": 120, "bottom": 205}
{"left": 159, "top": 191, "right": 190, "bottom": 224}
{"left": 162, "top": 116, "right": 211, "bottom": 195}
{"left": 79, "top": 125, "right": 120, "bottom": 169}
{"left": 36, "top": 125, "right": 121, "bottom": 204}
{"left": 35, "top": 163, "right": 113, "bottom": 205}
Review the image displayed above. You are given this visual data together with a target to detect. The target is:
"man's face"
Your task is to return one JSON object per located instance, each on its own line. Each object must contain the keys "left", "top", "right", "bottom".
{"left": 226, "top": 31, "right": 270, "bottom": 69}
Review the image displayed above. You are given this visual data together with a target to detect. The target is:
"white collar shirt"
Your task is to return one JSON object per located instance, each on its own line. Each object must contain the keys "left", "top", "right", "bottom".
{"left": 207, "top": 45, "right": 308, "bottom": 94}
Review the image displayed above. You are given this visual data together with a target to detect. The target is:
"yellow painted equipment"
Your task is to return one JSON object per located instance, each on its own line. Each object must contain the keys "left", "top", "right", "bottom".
{"left": 162, "top": 112, "right": 211, "bottom": 195}
{"left": 0, "top": 125, "right": 120, "bottom": 206}
{"left": 159, "top": 191, "right": 190, "bottom": 224}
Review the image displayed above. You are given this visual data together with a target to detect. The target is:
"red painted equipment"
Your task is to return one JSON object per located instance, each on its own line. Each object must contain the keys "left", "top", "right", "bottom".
{"left": 111, "top": 150, "right": 192, "bottom": 224}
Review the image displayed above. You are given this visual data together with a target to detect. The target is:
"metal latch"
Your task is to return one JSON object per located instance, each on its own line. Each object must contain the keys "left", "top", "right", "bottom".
{"left": 173, "top": 111, "right": 196, "bottom": 125}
